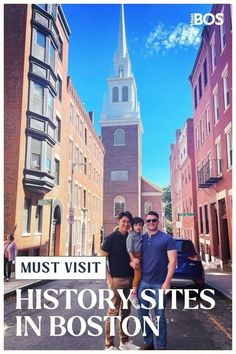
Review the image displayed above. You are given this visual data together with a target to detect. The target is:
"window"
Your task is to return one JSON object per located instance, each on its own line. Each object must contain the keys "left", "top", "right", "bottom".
{"left": 196, "top": 125, "right": 200, "bottom": 150}
{"left": 80, "top": 120, "right": 83, "bottom": 139}
{"left": 75, "top": 184, "right": 79, "bottom": 208}
{"left": 36, "top": 30, "right": 46, "bottom": 61}
{"left": 31, "top": 138, "right": 42, "bottom": 170}
{"left": 213, "top": 87, "right": 219, "bottom": 123}
{"left": 55, "top": 117, "right": 61, "bottom": 143}
{"left": 79, "top": 187, "right": 82, "bottom": 209}
{"left": 204, "top": 205, "right": 209, "bottom": 234}
{"left": 205, "top": 106, "right": 210, "bottom": 136}
{"left": 208, "top": 152, "right": 213, "bottom": 177}
{"left": 194, "top": 86, "right": 197, "bottom": 109}
{"left": 111, "top": 170, "right": 128, "bottom": 181}
{"left": 198, "top": 74, "right": 202, "bottom": 99}
{"left": 70, "top": 103, "right": 74, "bottom": 124}
{"left": 112, "top": 87, "right": 119, "bottom": 102}
{"left": 50, "top": 42, "right": 55, "bottom": 70}
{"left": 23, "top": 199, "right": 31, "bottom": 234}
{"left": 200, "top": 116, "right": 204, "bottom": 144}
{"left": 84, "top": 157, "right": 87, "bottom": 175}
{"left": 55, "top": 159, "right": 60, "bottom": 185}
{"left": 220, "top": 11, "right": 226, "bottom": 52}
{"left": 85, "top": 127, "right": 87, "bottom": 145}
{"left": 58, "top": 36, "right": 63, "bottom": 61}
{"left": 51, "top": 4, "right": 57, "bottom": 18}
{"left": 114, "top": 128, "right": 125, "bottom": 146}
{"left": 32, "top": 82, "right": 43, "bottom": 115}
{"left": 38, "top": 4, "right": 47, "bottom": 10}
{"left": 69, "top": 140, "right": 73, "bottom": 162}
{"left": 76, "top": 114, "right": 79, "bottom": 133}
{"left": 83, "top": 189, "right": 87, "bottom": 208}
{"left": 188, "top": 164, "right": 191, "bottom": 180}
{"left": 203, "top": 58, "right": 208, "bottom": 87}
{"left": 57, "top": 75, "right": 62, "bottom": 102}
{"left": 114, "top": 196, "right": 125, "bottom": 217}
{"left": 226, "top": 129, "right": 232, "bottom": 169}
{"left": 35, "top": 205, "right": 43, "bottom": 233}
{"left": 46, "top": 143, "right": 52, "bottom": 174}
{"left": 216, "top": 140, "right": 222, "bottom": 175}
{"left": 118, "top": 65, "right": 124, "bottom": 77}
{"left": 47, "top": 91, "right": 54, "bottom": 120}
{"left": 144, "top": 201, "right": 152, "bottom": 214}
{"left": 211, "top": 38, "right": 216, "bottom": 72}
{"left": 122, "top": 86, "right": 128, "bottom": 102}
{"left": 75, "top": 146, "right": 79, "bottom": 164}
{"left": 199, "top": 207, "right": 203, "bottom": 234}
{"left": 222, "top": 71, "right": 230, "bottom": 110}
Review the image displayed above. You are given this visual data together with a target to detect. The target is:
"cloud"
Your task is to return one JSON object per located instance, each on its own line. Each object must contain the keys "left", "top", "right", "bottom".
{"left": 144, "top": 22, "right": 201, "bottom": 56}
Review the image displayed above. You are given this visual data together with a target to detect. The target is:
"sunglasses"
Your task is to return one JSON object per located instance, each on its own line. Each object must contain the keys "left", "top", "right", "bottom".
{"left": 146, "top": 218, "right": 158, "bottom": 223}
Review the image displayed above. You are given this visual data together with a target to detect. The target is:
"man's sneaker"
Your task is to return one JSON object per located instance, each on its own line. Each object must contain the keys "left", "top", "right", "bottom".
{"left": 130, "top": 293, "right": 140, "bottom": 309}
{"left": 119, "top": 341, "right": 140, "bottom": 350}
{"left": 140, "top": 342, "right": 155, "bottom": 350}
{"left": 105, "top": 346, "right": 118, "bottom": 350}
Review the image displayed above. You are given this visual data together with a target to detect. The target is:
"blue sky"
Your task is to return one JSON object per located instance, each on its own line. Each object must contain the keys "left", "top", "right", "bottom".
{"left": 62, "top": 3, "right": 212, "bottom": 187}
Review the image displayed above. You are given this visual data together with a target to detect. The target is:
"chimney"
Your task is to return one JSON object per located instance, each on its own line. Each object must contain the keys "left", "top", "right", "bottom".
{"left": 89, "top": 111, "right": 94, "bottom": 124}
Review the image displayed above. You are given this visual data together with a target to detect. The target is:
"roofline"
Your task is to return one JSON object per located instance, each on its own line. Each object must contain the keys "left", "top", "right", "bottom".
{"left": 141, "top": 176, "right": 163, "bottom": 192}
{"left": 58, "top": 5, "right": 71, "bottom": 39}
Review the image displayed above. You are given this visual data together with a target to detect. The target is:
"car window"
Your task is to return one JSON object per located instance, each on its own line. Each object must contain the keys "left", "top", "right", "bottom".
{"left": 175, "top": 240, "right": 196, "bottom": 254}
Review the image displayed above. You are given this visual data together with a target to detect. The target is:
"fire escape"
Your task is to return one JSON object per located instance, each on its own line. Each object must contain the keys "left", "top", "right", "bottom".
{"left": 198, "top": 159, "right": 223, "bottom": 188}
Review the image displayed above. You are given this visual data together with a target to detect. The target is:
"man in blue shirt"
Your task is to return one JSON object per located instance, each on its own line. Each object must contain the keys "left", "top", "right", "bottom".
{"left": 138, "top": 211, "right": 177, "bottom": 350}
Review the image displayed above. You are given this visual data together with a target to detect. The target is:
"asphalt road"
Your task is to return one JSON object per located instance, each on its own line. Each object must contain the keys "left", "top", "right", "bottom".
{"left": 4, "top": 279, "right": 232, "bottom": 350}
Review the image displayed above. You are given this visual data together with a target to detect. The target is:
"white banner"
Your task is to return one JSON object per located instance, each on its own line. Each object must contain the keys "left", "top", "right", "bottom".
{"left": 15, "top": 256, "right": 106, "bottom": 280}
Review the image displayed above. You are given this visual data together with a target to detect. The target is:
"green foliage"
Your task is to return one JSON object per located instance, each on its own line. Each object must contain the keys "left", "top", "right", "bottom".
{"left": 163, "top": 185, "right": 172, "bottom": 222}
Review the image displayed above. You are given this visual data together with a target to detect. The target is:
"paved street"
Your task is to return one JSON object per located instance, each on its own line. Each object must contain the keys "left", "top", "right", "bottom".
{"left": 4, "top": 279, "right": 232, "bottom": 350}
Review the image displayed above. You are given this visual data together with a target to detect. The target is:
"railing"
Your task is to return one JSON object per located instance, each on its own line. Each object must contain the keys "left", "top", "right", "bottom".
{"left": 198, "top": 159, "right": 223, "bottom": 188}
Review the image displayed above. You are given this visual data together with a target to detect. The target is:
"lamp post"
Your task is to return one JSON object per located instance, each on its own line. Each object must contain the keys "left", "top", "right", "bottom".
{"left": 81, "top": 207, "right": 88, "bottom": 255}
{"left": 68, "top": 162, "right": 86, "bottom": 256}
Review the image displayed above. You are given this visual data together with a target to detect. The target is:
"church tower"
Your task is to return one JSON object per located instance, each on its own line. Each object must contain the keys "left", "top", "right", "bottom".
{"left": 100, "top": 5, "right": 143, "bottom": 235}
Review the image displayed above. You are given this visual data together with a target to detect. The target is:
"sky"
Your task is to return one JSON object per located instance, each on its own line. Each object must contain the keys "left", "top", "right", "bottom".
{"left": 62, "top": 3, "right": 212, "bottom": 187}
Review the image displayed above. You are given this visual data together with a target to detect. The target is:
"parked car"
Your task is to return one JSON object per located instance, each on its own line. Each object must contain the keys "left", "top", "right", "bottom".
{"left": 171, "top": 238, "right": 205, "bottom": 290}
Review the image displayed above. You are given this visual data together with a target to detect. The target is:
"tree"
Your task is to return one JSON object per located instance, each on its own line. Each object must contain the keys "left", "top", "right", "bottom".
{"left": 163, "top": 185, "right": 172, "bottom": 221}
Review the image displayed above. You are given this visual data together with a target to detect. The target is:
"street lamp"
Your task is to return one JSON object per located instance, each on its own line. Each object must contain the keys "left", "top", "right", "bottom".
{"left": 68, "top": 162, "right": 86, "bottom": 256}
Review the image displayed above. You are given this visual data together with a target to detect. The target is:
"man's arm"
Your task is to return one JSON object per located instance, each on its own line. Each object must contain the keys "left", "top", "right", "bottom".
{"left": 162, "top": 249, "right": 177, "bottom": 292}
{"left": 100, "top": 249, "right": 113, "bottom": 288}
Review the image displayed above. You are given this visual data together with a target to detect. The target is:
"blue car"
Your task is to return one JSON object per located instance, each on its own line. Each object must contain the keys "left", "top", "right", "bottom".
{"left": 171, "top": 238, "right": 205, "bottom": 290}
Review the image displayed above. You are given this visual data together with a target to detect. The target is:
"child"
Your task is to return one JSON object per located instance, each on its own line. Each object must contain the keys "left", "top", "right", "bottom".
{"left": 126, "top": 216, "right": 144, "bottom": 309}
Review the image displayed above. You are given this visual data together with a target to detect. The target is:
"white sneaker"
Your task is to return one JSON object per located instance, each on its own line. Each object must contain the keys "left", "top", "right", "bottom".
{"left": 119, "top": 341, "right": 140, "bottom": 350}
{"left": 105, "top": 346, "right": 118, "bottom": 350}
{"left": 130, "top": 293, "right": 140, "bottom": 310}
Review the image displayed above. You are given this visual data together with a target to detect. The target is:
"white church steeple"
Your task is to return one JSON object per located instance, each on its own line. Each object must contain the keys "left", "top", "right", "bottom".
{"left": 117, "top": 4, "right": 128, "bottom": 58}
{"left": 100, "top": 4, "right": 143, "bottom": 132}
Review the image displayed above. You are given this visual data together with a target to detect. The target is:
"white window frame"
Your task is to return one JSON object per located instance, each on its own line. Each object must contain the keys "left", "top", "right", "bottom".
{"left": 210, "top": 34, "right": 216, "bottom": 73}
{"left": 114, "top": 196, "right": 125, "bottom": 217}
{"left": 222, "top": 67, "right": 230, "bottom": 111}
{"left": 220, "top": 7, "right": 226, "bottom": 52}
{"left": 213, "top": 85, "right": 219, "bottom": 124}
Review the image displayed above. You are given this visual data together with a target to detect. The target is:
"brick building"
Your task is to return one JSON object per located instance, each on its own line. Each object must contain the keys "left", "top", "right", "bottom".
{"left": 100, "top": 5, "right": 163, "bottom": 236}
{"left": 170, "top": 4, "right": 232, "bottom": 268}
{"left": 4, "top": 4, "right": 104, "bottom": 256}
{"left": 189, "top": 4, "right": 232, "bottom": 268}
{"left": 170, "top": 120, "right": 199, "bottom": 251}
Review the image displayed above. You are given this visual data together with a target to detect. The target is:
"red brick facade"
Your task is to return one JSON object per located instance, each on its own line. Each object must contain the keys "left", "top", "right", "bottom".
{"left": 171, "top": 4, "right": 232, "bottom": 268}
{"left": 4, "top": 4, "right": 104, "bottom": 256}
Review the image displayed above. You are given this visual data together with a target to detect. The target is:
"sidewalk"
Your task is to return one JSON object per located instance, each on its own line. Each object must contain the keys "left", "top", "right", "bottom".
{"left": 4, "top": 269, "right": 232, "bottom": 300}
{"left": 4, "top": 273, "right": 48, "bottom": 298}
{"left": 204, "top": 268, "right": 232, "bottom": 300}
